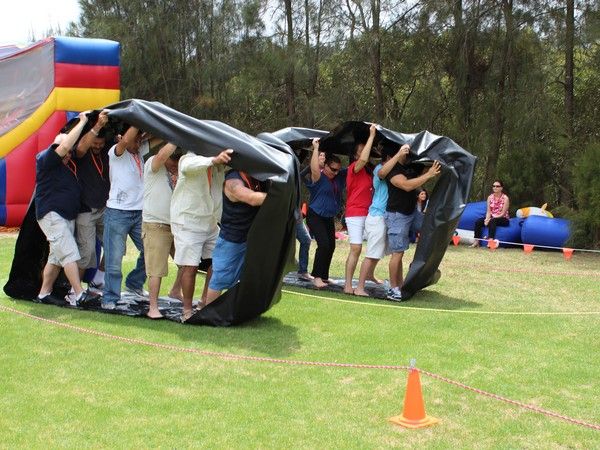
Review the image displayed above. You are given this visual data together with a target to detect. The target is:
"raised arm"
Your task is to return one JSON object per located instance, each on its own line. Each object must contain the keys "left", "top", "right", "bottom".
{"left": 180, "top": 149, "right": 233, "bottom": 175}
{"left": 150, "top": 143, "right": 177, "bottom": 172}
{"left": 75, "top": 110, "right": 108, "bottom": 157}
{"left": 378, "top": 144, "right": 410, "bottom": 179}
{"left": 310, "top": 138, "right": 322, "bottom": 183}
{"left": 353, "top": 124, "right": 377, "bottom": 173}
{"left": 389, "top": 161, "right": 441, "bottom": 192}
{"left": 224, "top": 178, "right": 267, "bottom": 206}
{"left": 115, "top": 125, "right": 140, "bottom": 156}
{"left": 56, "top": 111, "right": 89, "bottom": 158}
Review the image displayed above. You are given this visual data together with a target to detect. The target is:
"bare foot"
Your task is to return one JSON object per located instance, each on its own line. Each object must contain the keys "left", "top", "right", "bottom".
{"left": 298, "top": 272, "right": 314, "bottom": 281}
{"left": 313, "top": 278, "right": 328, "bottom": 289}
{"left": 367, "top": 276, "right": 384, "bottom": 285}
{"left": 343, "top": 287, "right": 355, "bottom": 295}
{"left": 146, "top": 308, "right": 164, "bottom": 319}
{"left": 353, "top": 289, "right": 370, "bottom": 297}
{"left": 168, "top": 290, "right": 183, "bottom": 301}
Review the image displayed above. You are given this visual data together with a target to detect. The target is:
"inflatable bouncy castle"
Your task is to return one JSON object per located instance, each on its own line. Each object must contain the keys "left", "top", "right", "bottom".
{"left": 0, "top": 36, "right": 120, "bottom": 226}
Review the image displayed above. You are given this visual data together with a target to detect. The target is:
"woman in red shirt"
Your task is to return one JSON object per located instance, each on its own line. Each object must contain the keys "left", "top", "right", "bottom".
{"left": 344, "top": 124, "right": 378, "bottom": 294}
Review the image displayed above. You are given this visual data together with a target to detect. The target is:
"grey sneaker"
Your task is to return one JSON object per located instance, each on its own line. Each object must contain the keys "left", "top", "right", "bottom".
{"left": 126, "top": 287, "right": 149, "bottom": 297}
{"left": 386, "top": 288, "right": 403, "bottom": 302}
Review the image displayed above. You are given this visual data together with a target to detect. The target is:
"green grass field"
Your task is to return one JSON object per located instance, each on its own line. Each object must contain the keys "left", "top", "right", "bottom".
{"left": 1, "top": 232, "right": 599, "bottom": 448}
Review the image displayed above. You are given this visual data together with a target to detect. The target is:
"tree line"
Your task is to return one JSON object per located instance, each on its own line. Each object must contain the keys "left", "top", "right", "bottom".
{"left": 69, "top": 0, "right": 600, "bottom": 247}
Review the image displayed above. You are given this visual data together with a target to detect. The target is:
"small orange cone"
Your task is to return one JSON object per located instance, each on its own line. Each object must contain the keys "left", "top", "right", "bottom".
{"left": 523, "top": 244, "right": 534, "bottom": 253}
{"left": 488, "top": 239, "right": 499, "bottom": 250}
{"left": 452, "top": 235, "right": 460, "bottom": 246}
{"left": 562, "top": 247, "right": 574, "bottom": 260}
{"left": 389, "top": 368, "right": 439, "bottom": 429}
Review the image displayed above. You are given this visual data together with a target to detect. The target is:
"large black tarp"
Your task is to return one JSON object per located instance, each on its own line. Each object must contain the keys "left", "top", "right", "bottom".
{"left": 271, "top": 121, "right": 477, "bottom": 299}
{"left": 4, "top": 103, "right": 474, "bottom": 325}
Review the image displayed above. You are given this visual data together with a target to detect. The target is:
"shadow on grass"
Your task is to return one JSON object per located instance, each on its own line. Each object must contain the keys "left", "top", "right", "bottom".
{"left": 2, "top": 297, "right": 300, "bottom": 359}
{"left": 285, "top": 285, "right": 482, "bottom": 311}
{"left": 403, "top": 289, "right": 482, "bottom": 310}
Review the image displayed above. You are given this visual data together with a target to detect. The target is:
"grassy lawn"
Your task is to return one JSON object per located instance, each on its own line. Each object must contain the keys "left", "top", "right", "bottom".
{"left": 1, "top": 232, "right": 599, "bottom": 448}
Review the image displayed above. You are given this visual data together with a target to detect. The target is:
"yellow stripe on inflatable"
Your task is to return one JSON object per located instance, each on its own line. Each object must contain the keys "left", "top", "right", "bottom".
{"left": 0, "top": 91, "right": 57, "bottom": 158}
{"left": 55, "top": 87, "right": 120, "bottom": 112}
{"left": 0, "top": 88, "right": 120, "bottom": 158}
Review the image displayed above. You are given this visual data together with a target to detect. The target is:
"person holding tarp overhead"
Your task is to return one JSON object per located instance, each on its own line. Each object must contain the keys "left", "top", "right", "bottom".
{"left": 305, "top": 138, "right": 346, "bottom": 289}
{"left": 384, "top": 145, "right": 441, "bottom": 301}
{"left": 35, "top": 112, "right": 100, "bottom": 306}
{"left": 101, "top": 125, "right": 147, "bottom": 310}
{"left": 171, "top": 148, "right": 233, "bottom": 322}
{"left": 204, "top": 170, "right": 268, "bottom": 312}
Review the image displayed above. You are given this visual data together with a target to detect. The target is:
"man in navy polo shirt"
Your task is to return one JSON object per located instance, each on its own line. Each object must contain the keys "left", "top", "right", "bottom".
{"left": 35, "top": 112, "right": 99, "bottom": 306}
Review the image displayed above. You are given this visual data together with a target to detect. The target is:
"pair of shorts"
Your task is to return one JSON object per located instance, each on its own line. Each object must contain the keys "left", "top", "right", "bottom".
{"left": 345, "top": 216, "right": 366, "bottom": 244}
{"left": 364, "top": 214, "right": 387, "bottom": 259}
{"left": 171, "top": 223, "right": 218, "bottom": 266}
{"left": 142, "top": 222, "right": 174, "bottom": 277}
{"left": 76, "top": 207, "right": 105, "bottom": 269}
{"left": 208, "top": 236, "right": 247, "bottom": 291}
{"left": 384, "top": 211, "right": 415, "bottom": 253}
{"left": 38, "top": 211, "right": 80, "bottom": 266}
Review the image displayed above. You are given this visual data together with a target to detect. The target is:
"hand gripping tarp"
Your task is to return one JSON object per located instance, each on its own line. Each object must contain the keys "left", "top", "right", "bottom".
{"left": 271, "top": 121, "right": 477, "bottom": 299}
{"left": 104, "top": 99, "right": 299, "bottom": 326}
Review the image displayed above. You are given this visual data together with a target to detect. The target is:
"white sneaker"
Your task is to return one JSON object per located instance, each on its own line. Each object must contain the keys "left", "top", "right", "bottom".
{"left": 65, "top": 289, "right": 78, "bottom": 306}
{"left": 386, "top": 287, "right": 403, "bottom": 302}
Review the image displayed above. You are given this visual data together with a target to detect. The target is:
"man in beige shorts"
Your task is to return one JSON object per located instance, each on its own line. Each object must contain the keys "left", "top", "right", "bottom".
{"left": 142, "top": 143, "right": 185, "bottom": 319}
{"left": 35, "top": 112, "right": 99, "bottom": 306}
{"left": 171, "top": 148, "right": 233, "bottom": 321}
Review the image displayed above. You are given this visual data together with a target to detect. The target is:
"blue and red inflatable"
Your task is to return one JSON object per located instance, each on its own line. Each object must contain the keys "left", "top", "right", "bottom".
{"left": 0, "top": 36, "right": 120, "bottom": 227}
{"left": 457, "top": 201, "right": 571, "bottom": 248}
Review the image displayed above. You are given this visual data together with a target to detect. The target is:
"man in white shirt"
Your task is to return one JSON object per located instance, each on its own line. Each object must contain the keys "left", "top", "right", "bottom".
{"left": 142, "top": 143, "right": 184, "bottom": 319}
{"left": 102, "top": 125, "right": 147, "bottom": 309}
{"left": 170, "top": 148, "right": 233, "bottom": 321}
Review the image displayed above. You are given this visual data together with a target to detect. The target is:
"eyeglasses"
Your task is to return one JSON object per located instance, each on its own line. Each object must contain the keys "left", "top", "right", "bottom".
{"left": 492, "top": 184, "right": 502, "bottom": 188}
{"left": 328, "top": 165, "right": 340, "bottom": 173}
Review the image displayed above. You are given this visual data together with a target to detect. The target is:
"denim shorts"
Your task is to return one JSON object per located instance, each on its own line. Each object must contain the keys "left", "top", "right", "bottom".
{"left": 385, "top": 211, "right": 415, "bottom": 253}
{"left": 208, "top": 236, "right": 247, "bottom": 291}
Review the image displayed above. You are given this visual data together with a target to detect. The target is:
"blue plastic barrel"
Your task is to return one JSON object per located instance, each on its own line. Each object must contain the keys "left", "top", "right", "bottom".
{"left": 521, "top": 216, "right": 571, "bottom": 247}
{"left": 457, "top": 201, "right": 487, "bottom": 231}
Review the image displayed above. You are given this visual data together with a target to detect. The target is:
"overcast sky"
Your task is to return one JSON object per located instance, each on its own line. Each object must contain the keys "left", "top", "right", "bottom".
{"left": 0, "top": 0, "right": 81, "bottom": 45}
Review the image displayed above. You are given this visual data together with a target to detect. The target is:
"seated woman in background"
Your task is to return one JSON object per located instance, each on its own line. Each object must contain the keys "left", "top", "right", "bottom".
{"left": 470, "top": 180, "right": 510, "bottom": 247}
{"left": 410, "top": 188, "right": 428, "bottom": 241}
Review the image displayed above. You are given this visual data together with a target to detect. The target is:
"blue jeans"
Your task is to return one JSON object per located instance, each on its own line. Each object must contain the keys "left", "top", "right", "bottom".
{"left": 102, "top": 208, "right": 146, "bottom": 304}
{"left": 208, "top": 236, "right": 247, "bottom": 291}
{"left": 296, "top": 219, "right": 311, "bottom": 274}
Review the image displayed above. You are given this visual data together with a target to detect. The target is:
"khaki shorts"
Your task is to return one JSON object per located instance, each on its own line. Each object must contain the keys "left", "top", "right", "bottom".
{"left": 142, "top": 222, "right": 174, "bottom": 278}
{"left": 38, "top": 211, "right": 80, "bottom": 266}
{"left": 171, "top": 223, "right": 218, "bottom": 266}
{"left": 76, "top": 207, "right": 105, "bottom": 269}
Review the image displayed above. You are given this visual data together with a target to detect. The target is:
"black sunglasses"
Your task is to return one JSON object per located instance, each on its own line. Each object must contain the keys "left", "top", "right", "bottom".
{"left": 492, "top": 184, "right": 502, "bottom": 188}
{"left": 328, "top": 165, "right": 340, "bottom": 173}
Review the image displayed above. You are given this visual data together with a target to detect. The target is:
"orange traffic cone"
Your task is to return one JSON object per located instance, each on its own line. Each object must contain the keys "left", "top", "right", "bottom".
{"left": 389, "top": 368, "right": 439, "bottom": 429}
{"left": 562, "top": 248, "right": 574, "bottom": 260}
{"left": 523, "top": 244, "right": 534, "bottom": 253}
{"left": 452, "top": 235, "right": 460, "bottom": 246}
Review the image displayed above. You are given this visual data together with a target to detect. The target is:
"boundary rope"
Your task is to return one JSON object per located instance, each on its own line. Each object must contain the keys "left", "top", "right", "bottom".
{"left": 282, "top": 289, "right": 600, "bottom": 316}
{"left": 1, "top": 303, "right": 599, "bottom": 432}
